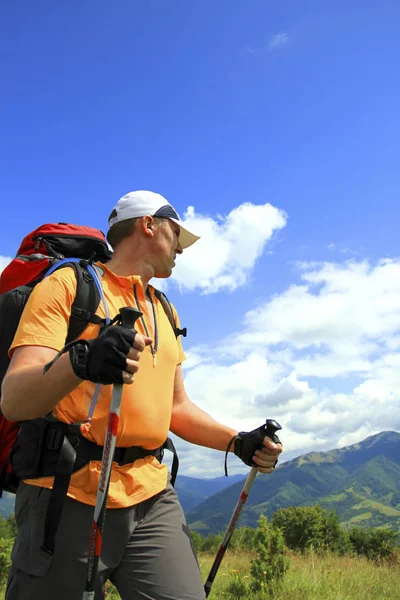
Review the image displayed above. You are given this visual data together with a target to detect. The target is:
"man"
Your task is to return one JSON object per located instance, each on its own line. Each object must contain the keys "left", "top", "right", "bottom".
{"left": 1, "top": 190, "right": 282, "bottom": 600}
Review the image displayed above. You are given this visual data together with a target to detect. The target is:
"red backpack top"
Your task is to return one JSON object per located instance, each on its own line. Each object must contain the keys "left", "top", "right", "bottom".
{"left": 0, "top": 222, "right": 111, "bottom": 293}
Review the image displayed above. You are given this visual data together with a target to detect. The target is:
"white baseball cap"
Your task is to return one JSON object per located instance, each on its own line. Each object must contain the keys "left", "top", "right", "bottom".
{"left": 108, "top": 190, "right": 200, "bottom": 249}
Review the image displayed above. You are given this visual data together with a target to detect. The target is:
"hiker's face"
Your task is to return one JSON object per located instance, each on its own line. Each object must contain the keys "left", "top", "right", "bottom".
{"left": 152, "top": 219, "right": 183, "bottom": 278}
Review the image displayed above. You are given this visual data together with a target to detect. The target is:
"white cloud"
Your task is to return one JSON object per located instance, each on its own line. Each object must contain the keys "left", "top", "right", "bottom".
{"left": 175, "top": 257, "right": 400, "bottom": 477}
{"left": 156, "top": 202, "right": 287, "bottom": 294}
{"left": 267, "top": 33, "right": 290, "bottom": 52}
{"left": 231, "top": 259, "right": 400, "bottom": 376}
{"left": 0, "top": 256, "right": 12, "bottom": 275}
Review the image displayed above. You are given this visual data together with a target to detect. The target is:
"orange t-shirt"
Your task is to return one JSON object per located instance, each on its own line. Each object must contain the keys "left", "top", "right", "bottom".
{"left": 9, "top": 263, "right": 186, "bottom": 508}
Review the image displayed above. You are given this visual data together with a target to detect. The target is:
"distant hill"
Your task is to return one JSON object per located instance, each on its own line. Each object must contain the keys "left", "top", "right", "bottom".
{"left": 0, "top": 493, "right": 15, "bottom": 519}
{"left": 175, "top": 474, "right": 245, "bottom": 513}
{"left": 187, "top": 431, "right": 400, "bottom": 534}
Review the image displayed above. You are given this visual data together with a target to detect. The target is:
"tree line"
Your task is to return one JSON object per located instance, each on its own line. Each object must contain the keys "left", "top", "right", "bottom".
{"left": 191, "top": 504, "right": 398, "bottom": 562}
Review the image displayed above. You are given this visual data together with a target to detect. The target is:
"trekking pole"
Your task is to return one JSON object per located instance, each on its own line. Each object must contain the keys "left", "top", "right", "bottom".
{"left": 82, "top": 307, "right": 142, "bottom": 600}
{"left": 204, "top": 419, "right": 282, "bottom": 598}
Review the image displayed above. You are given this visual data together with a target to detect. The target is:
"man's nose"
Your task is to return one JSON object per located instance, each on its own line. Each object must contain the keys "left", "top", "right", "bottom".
{"left": 176, "top": 242, "right": 183, "bottom": 254}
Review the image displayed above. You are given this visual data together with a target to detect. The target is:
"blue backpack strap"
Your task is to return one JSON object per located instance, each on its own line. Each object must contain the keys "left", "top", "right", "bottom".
{"left": 44, "top": 259, "right": 110, "bottom": 343}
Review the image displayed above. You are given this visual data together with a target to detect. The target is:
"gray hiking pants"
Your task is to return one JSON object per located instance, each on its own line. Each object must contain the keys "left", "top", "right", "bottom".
{"left": 5, "top": 480, "right": 205, "bottom": 600}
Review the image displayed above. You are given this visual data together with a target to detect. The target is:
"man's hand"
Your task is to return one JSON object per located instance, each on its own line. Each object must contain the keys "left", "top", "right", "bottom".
{"left": 252, "top": 436, "right": 283, "bottom": 474}
{"left": 69, "top": 325, "right": 152, "bottom": 385}
{"left": 233, "top": 423, "right": 283, "bottom": 473}
{"left": 123, "top": 332, "right": 153, "bottom": 384}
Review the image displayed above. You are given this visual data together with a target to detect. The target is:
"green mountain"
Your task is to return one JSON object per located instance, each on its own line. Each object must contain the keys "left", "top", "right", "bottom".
{"left": 0, "top": 493, "right": 15, "bottom": 519}
{"left": 175, "top": 474, "right": 245, "bottom": 513}
{"left": 187, "top": 431, "right": 400, "bottom": 534}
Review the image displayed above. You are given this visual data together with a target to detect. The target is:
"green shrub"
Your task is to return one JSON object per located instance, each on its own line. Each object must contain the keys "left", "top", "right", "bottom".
{"left": 0, "top": 515, "right": 17, "bottom": 541}
{"left": 0, "top": 538, "right": 13, "bottom": 591}
{"left": 272, "top": 505, "right": 350, "bottom": 554}
{"left": 189, "top": 530, "right": 205, "bottom": 554}
{"left": 192, "top": 527, "right": 256, "bottom": 556}
{"left": 348, "top": 526, "right": 398, "bottom": 562}
{"left": 201, "top": 533, "right": 223, "bottom": 554}
{"left": 231, "top": 527, "right": 257, "bottom": 551}
{"left": 225, "top": 573, "right": 251, "bottom": 599}
{"left": 250, "top": 515, "right": 289, "bottom": 596}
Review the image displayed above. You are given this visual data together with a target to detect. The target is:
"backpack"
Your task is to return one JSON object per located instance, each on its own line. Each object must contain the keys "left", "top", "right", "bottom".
{"left": 0, "top": 222, "right": 181, "bottom": 554}
{"left": 0, "top": 223, "right": 112, "bottom": 494}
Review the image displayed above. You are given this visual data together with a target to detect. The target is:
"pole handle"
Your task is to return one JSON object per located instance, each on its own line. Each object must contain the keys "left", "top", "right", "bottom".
{"left": 264, "top": 418, "right": 282, "bottom": 443}
{"left": 119, "top": 307, "right": 142, "bottom": 331}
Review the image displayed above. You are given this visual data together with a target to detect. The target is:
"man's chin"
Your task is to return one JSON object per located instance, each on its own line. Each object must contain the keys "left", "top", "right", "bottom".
{"left": 153, "top": 268, "right": 173, "bottom": 279}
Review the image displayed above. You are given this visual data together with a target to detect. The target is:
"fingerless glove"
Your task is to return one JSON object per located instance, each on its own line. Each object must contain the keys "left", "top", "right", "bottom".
{"left": 69, "top": 324, "right": 136, "bottom": 384}
{"left": 224, "top": 422, "right": 281, "bottom": 475}
{"left": 233, "top": 424, "right": 281, "bottom": 467}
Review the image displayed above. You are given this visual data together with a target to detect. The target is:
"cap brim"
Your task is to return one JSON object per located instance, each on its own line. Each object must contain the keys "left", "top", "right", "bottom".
{"left": 170, "top": 218, "right": 200, "bottom": 249}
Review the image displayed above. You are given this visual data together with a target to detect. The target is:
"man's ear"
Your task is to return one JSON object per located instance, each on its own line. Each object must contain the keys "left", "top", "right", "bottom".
{"left": 141, "top": 215, "right": 155, "bottom": 238}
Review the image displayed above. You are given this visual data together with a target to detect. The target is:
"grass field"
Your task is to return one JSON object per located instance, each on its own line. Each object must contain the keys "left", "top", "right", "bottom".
{"left": 2, "top": 550, "right": 399, "bottom": 599}
{"left": 198, "top": 551, "right": 400, "bottom": 599}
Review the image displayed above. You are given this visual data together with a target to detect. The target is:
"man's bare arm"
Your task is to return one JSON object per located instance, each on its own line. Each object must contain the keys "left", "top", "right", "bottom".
{"left": 170, "top": 365, "right": 282, "bottom": 473}
{"left": 170, "top": 364, "right": 237, "bottom": 451}
{"left": 0, "top": 346, "right": 82, "bottom": 422}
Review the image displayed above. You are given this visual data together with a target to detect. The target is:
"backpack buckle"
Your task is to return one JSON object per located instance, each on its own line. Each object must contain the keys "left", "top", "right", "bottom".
{"left": 47, "top": 428, "right": 64, "bottom": 451}
{"left": 117, "top": 446, "right": 141, "bottom": 465}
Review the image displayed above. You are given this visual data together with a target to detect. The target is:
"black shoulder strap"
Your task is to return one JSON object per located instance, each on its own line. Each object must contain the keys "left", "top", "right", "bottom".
{"left": 153, "top": 289, "right": 187, "bottom": 338}
{"left": 163, "top": 437, "right": 179, "bottom": 486}
{"left": 66, "top": 262, "right": 104, "bottom": 344}
{"left": 0, "top": 285, "right": 34, "bottom": 384}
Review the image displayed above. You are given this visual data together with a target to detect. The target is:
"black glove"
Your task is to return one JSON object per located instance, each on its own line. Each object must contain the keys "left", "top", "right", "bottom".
{"left": 234, "top": 423, "right": 281, "bottom": 467}
{"left": 224, "top": 420, "right": 282, "bottom": 476}
{"left": 69, "top": 324, "right": 136, "bottom": 384}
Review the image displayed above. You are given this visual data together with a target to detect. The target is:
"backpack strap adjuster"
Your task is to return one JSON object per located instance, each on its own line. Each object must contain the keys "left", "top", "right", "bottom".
{"left": 116, "top": 445, "right": 163, "bottom": 465}
{"left": 46, "top": 427, "right": 81, "bottom": 452}
{"left": 46, "top": 429, "right": 64, "bottom": 451}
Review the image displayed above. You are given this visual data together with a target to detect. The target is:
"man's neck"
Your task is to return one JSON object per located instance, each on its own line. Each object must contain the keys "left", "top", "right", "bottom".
{"left": 104, "top": 256, "right": 153, "bottom": 291}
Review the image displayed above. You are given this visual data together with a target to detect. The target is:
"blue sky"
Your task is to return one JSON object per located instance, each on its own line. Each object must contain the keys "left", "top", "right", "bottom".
{"left": 1, "top": 1, "right": 400, "bottom": 477}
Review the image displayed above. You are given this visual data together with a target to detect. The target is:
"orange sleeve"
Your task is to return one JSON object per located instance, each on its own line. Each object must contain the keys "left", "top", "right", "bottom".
{"left": 10, "top": 267, "right": 78, "bottom": 355}
{"left": 170, "top": 303, "right": 187, "bottom": 365}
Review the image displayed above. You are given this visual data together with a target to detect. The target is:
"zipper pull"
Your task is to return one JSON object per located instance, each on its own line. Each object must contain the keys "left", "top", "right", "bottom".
{"left": 153, "top": 351, "right": 157, "bottom": 367}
